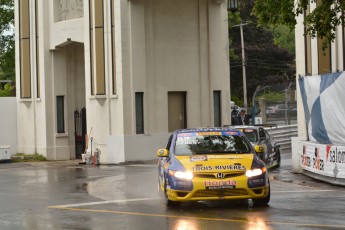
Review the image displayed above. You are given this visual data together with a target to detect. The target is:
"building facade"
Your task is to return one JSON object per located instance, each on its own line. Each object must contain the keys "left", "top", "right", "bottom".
{"left": 295, "top": 0, "right": 344, "bottom": 140}
{"left": 15, "top": 0, "right": 230, "bottom": 163}
{"left": 293, "top": 0, "right": 345, "bottom": 182}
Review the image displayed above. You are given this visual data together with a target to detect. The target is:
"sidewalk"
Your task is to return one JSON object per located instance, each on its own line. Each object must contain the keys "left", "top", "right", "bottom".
{"left": 0, "top": 159, "right": 81, "bottom": 169}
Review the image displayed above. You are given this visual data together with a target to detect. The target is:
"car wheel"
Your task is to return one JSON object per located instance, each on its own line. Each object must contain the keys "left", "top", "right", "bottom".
{"left": 276, "top": 149, "right": 281, "bottom": 167}
{"left": 252, "top": 182, "right": 270, "bottom": 206}
{"left": 164, "top": 175, "right": 180, "bottom": 207}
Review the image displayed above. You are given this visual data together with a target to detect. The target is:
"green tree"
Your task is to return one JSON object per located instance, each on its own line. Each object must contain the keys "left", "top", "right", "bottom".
{"left": 253, "top": 0, "right": 343, "bottom": 49}
{"left": 271, "top": 25, "right": 295, "bottom": 54}
{"left": 0, "top": 0, "right": 15, "bottom": 82}
{"left": 0, "top": 82, "right": 14, "bottom": 96}
{"left": 229, "top": 0, "right": 295, "bottom": 105}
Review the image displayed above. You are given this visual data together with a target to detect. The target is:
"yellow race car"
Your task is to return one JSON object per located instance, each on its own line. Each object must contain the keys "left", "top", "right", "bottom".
{"left": 157, "top": 127, "right": 270, "bottom": 207}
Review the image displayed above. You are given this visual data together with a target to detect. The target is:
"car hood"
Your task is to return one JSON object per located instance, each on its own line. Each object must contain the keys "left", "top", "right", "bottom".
{"left": 175, "top": 154, "right": 254, "bottom": 173}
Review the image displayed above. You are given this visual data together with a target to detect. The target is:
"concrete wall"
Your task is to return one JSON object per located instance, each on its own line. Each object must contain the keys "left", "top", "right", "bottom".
{"left": 0, "top": 97, "right": 17, "bottom": 155}
{"left": 15, "top": 0, "right": 230, "bottom": 163}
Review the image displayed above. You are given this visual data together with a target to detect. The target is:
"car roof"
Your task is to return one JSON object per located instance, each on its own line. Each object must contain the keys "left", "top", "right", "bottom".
{"left": 174, "top": 127, "right": 241, "bottom": 134}
{"left": 232, "top": 125, "right": 260, "bottom": 130}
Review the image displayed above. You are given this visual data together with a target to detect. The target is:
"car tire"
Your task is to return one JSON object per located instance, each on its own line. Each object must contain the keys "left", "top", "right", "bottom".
{"left": 252, "top": 182, "right": 270, "bottom": 206}
{"left": 276, "top": 149, "right": 281, "bottom": 167}
{"left": 165, "top": 197, "right": 180, "bottom": 207}
{"left": 164, "top": 175, "right": 180, "bottom": 207}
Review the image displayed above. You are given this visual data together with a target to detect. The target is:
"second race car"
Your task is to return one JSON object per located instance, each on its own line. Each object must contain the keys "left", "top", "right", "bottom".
{"left": 232, "top": 125, "right": 281, "bottom": 168}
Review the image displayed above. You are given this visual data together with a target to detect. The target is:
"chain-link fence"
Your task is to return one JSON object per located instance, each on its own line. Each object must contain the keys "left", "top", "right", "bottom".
{"left": 263, "top": 101, "right": 297, "bottom": 125}
{"left": 232, "top": 82, "right": 297, "bottom": 126}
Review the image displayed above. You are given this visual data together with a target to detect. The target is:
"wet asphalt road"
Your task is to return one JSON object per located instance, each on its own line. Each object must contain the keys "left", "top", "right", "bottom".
{"left": 0, "top": 154, "right": 345, "bottom": 230}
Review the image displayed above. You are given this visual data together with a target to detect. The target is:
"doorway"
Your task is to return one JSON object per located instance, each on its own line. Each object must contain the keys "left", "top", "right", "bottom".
{"left": 74, "top": 108, "right": 87, "bottom": 159}
{"left": 168, "top": 92, "right": 187, "bottom": 132}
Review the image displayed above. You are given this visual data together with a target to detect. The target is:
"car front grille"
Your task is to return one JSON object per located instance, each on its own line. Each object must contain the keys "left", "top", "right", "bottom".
{"left": 194, "top": 172, "right": 245, "bottom": 179}
{"left": 193, "top": 188, "right": 248, "bottom": 198}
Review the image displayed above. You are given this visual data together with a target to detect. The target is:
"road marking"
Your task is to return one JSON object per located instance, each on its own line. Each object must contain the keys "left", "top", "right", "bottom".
{"left": 49, "top": 206, "right": 345, "bottom": 229}
{"left": 273, "top": 189, "right": 334, "bottom": 193}
{"left": 126, "top": 165, "right": 157, "bottom": 168}
{"left": 49, "top": 198, "right": 160, "bottom": 208}
{"left": 49, "top": 188, "right": 334, "bottom": 209}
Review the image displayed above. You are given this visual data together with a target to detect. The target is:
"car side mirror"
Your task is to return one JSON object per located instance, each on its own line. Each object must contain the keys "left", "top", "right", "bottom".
{"left": 157, "top": 149, "right": 169, "bottom": 157}
{"left": 254, "top": 145, "right": 265, "bottom": 153}
{"left": 260, "top": 136, "right": 266, "bottom": 141}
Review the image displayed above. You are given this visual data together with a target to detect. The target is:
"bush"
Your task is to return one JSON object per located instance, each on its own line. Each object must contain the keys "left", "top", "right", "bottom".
{"left": 259, "top": 91, "right": 285, "bottom": 103}
{"left": 0, "top": 83, "right": 15, "bottom": 97}
{"left": 11, "top": 153, "right": 46, "bottom": 162}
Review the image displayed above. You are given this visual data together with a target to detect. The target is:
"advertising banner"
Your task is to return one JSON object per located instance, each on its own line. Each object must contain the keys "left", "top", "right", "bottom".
{"left": 299, "top": 141, "right": 345, "bottom": 179}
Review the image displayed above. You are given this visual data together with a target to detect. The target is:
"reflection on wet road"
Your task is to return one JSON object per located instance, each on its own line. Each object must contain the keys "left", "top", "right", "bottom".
{"left": 0, "top": 159, "right": 345, "bottom": 229}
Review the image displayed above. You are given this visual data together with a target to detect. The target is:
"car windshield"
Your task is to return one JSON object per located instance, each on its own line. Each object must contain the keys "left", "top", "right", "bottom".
{"left": 174, "top": 131, "right": 252, "bottom": 156}
{"left": 242, "top": 129, "right": 258, "bottom": 142}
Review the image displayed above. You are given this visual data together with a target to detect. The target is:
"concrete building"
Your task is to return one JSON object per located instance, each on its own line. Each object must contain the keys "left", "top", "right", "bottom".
{"left": 293, "top": 1, "right": 345, "bottom": 183}
{"left": 15, "top": 0, "right": 230, "bottom": 163}
{"left": 294, "top": 1, "right": 342, "bottom": 141}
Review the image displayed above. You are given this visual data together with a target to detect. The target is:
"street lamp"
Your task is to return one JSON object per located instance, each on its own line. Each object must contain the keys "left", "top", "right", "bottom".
{"left": 228, "top": 0, "right": 248, "bottom": 110}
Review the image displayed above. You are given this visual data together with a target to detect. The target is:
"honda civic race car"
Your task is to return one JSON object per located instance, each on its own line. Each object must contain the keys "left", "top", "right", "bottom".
{"left": 232, "top": 126, "right": 281, "bottom": 168}
{"left": 157, "top": 127, "right": 270, "bottom": 207}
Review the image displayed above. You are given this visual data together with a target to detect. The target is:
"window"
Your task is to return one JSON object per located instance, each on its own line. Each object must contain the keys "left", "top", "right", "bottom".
{"left": 19, "top": 0, "right": 31, "bottom": 98}
{"left": 135, "top": 92, "right": 144, "bottom": 134}
{"left": 57, "top": 96, "right": 65, "bottom": 133}
{"left": 213, "top": 91, "right": 221, "bottom": 127}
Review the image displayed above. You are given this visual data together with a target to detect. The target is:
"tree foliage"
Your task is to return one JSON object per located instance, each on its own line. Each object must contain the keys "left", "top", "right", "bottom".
{"left": 271, "top": 25, "right": 295, "bottom": 54}
{"left": 0, "top": 82, "right": 14, "bottom": 96}
{"left": 0, "top": 0, "right": 15, "bottom": 82}
{"left": 253, "top": 0, "right": 345, "bottom": 49}
{"left": 229, "top": 0, "right": 295, "bottom": 106}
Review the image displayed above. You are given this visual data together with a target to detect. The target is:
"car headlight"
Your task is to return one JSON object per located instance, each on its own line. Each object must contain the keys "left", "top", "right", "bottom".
{"left": 169, "top": 170, "right": 194, "bottom": 180}
{"left": 246, "top": 167, "right": 266, "bottom": 178}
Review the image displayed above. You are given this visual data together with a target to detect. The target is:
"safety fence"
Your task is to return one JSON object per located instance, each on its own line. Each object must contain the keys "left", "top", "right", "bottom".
{"left": 266, "top": 124, "right": 298, "bottom": 153}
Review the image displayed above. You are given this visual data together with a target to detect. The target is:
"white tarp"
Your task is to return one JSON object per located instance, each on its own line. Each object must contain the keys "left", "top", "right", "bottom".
{"left": 299, "top": 71, "right": 345, "bottom": 145}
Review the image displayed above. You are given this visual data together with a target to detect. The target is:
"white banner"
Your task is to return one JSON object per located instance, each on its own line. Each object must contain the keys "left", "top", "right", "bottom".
{"left": 299, "top": 72, "right": 345, "bottom": 145}
{"left": 298, "top": 141, "right": 345, "bottom": 179}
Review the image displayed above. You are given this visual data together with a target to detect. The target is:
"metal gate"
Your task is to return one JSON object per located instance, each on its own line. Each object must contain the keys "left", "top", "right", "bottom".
{"left": 74, "top": 108, "right": 87, "bottom": 159}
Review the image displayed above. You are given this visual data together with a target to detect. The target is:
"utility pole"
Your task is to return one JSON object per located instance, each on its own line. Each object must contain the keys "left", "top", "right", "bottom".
{"left": 240, "top": 22, "right": 247, "bottom": 109}
{"left": 233, "top": 22, "right": 248, "bottom": 109}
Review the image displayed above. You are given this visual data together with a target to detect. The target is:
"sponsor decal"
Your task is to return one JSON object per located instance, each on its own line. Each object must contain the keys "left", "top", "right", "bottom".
{"left": 176, "top": 137, "right": 197, "bottom": 145}
{"left": 301, "top": 144, "right": 324, "bottom": 171}
{"left": 224, "top": 131, "right": 240, "bottom": 135}
{"left": 208, "top": 155, "right": 244, "bottom": 159}
{"left": 204, "top": 180, "right": 236, "bottom": 190}
{"left": 190, "top": 155, "right": 208, "bottom": 162}
{"left": 328, "top": 147, "right": 345, "bottom": 164}
{"left": 313, "top": 147, "right": 324, "bottom": 171}
{"left": 192, "top": 165, "right": 212, "bottom": 171}
{"left": 301, "top": 145, "right": 311, "bottom": 167}
{"left": 192, "top": 165, "right": 246, "bottom": 171}
{"left": 177, "top": 133, "right": 195, "bottom": 137}
{"left": 196, "top": 132, "right": 221, "bottom": 136}
{"left": 214, "top": 165, "right": 246, "bottom": 170}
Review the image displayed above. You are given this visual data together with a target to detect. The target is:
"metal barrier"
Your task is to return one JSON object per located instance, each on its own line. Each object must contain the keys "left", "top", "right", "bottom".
{"left": 265, "top": 125, "right": 298, "bottom": 153}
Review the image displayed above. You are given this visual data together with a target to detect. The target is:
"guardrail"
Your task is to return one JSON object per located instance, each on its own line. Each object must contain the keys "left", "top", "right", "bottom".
{"left": 266, "top": 124, "right": 298, "bottom": 153}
